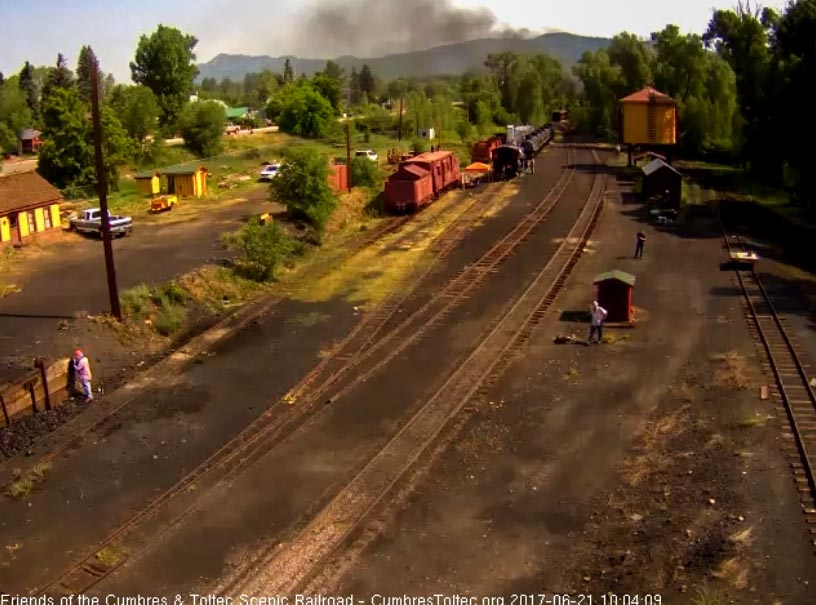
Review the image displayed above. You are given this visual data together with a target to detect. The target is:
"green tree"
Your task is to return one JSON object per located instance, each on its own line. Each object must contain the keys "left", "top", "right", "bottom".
{"left": 323, "top": 60, "right": 345, "bottom": 85}
{"left": 42, "top": 53, "right": 75, "bottom": 101}
{"left": 18, "top": 61, "right": 39, "bottom": 123}
{"left": 311, "top": 73, "right": 342, "bottom": 114}
{"left": 349, "top": 66, "right": 361, "bottom": 104}
{"left": 76, "top": 45, "right": 99, "bottom": 102}
{"left": 272, "top": 146, "right": 336, "bottom": 230}
{"left": 179, "top": 100, "right": 226, "bottom": 157}
{"left": 130, "top": 25, "right": 199, "bottom": 130}
{"left": 0, "top": 81, "right": 32, "bottom": 152}
{"left": 111, "top": 85, "right": 160, "bottom": 143}
{"left": 607, "top": 32, "right": 654, "bottom": 95}
{"left": 485, "top": 52, "right": 521, "bottom": 115}
{"left": 350, "top": 156, "right": 380, "bottom": 188}
{"left": 275, "top": 83, "right": 334, "bottom": 138}
{"left": 358, "top": 64, "right": 375, "bottom": 98}
{"left": 283, "top": 58, "right": 294, "bottom": 84}
{"left": 572, "top": 49, "right": 623, "bottom": 135}
{"left": 38, "top": 87, "right": 132, "bottom": 191}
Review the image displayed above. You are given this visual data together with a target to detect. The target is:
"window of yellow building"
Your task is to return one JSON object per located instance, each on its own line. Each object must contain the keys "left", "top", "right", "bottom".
{"left": 26, "top": 211, "right": 36, "bottom": 233}
{"left": 43, "top": 208, "right": 52, "bottom": 229}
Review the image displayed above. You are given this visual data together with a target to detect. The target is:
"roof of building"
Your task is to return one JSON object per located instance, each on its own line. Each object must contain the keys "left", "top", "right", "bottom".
{"left": 642, "top": 158, "right": 681, "bottom": 177}
{"left": 162, "top": 165, "right": 208, "bottom": 176}
{"left": 619, "top": 86, "right": 675, "bottom": 104}
{"left": 593, "top": 270, "right": 636, "bottom": 287}
{"left": 133, "top": 170, "right": 161, "bottom": 179}
{"left": 405, "top": 150, "right": 454, "bottom": 163}
{"left": 0, "top": 172, "right": 63, "bottom": 215}
{"left": 17, "top": 128, "right": 42, "bottom": 141}
{"left": 393, "top": 164, "right": 430, "bottom": 179}
{"left": 225, "top": 106, "right": 250, "bottom": 119}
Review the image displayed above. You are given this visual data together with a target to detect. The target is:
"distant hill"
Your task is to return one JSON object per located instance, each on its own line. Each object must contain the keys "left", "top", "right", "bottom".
{"left": 196, "top": 32, "right": 611, "bottom": 82}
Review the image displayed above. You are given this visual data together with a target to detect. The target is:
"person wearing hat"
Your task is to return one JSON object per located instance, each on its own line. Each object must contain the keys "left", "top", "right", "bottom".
{"left": 73, "top": 349, "right": 93, "bottom": 402}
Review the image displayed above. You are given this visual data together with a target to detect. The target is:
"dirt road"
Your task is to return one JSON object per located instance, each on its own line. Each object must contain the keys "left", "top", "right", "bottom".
{"left": 0, "top": 187, "right": 271, "bottom": 375}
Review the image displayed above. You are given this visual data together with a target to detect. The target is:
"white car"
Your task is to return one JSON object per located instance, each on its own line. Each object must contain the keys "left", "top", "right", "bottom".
{"left": 259, "top": 163, "right": 281, "bottom": 181}
{"left": 355, "top": 150, "right": 378, "bottom": 162}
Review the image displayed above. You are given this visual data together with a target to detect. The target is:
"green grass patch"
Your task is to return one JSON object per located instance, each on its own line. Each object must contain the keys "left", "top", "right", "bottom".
{"left": 7, "top": 462, "right": 52, "bottom": 499}
{"left": 120, "top": 282, "right": 187, "bottom": 336}
{"left": 95, "top": 545, "right": 128, "bottom": 567}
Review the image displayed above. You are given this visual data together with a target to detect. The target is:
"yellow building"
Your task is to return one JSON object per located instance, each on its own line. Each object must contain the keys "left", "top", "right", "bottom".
{"left": 164, "top": 166, "right": 208, "bottom": 198}
{"left": 619, "top": 87, "right": 677, "bottom": 145}
{"left": 134, "top": 170, "right": 161, "bottom": 196}
{"left": 0, "top": 172, "right": 63, "bottom": 247}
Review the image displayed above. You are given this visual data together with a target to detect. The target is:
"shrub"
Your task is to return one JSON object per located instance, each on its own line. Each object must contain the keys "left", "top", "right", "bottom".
{"left": 272, "top": 147, "right": 337, "bottom": 231}
{"left": 179, "top": 100, "right": 226, "bottom": 157}
{"left": 351, "top": 156, "right": 380, "bottom": 188}
{"left": 154, "top": 295, "right": 185, "bottom": 336}
{"left": 411, "top": 138, "right": 428, "bottom": 154}
{"left": 160, "top": 281, "right": 187, "bottom": 304}
{"left": 223, "top": 218, "right": 300, "bottom": 281}
{"left": 121, "top": 284, "right": 153, "bottom": 317}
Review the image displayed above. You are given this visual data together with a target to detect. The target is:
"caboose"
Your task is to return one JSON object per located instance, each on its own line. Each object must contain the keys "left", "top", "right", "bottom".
{"left": 384, "top": 150, "right": 461, "bottom": 213}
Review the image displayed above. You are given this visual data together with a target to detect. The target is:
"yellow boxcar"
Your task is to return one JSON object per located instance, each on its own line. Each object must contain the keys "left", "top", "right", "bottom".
{"left": 619, "top": 87, "right": 676, "bottom": 145}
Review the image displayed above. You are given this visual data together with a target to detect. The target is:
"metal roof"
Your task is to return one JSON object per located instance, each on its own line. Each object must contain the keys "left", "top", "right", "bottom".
{"left": 225, "top": 106, "right": 250, "bottom": 119}
{"left": 17, "top": 128, "right": 41, "bottom": 140}
{"left": 642, "top": 158, "right": 681, "bottom": 177}
{"left": 133, "top": 170, "right": 160, "bottom": 179}
{"left": 593, "top": 270, "right": 636, "bottom": 287}
{"left": 619, "top": 86, "right": 675, "bottom": 104}
{"left": 394, "top": 164, "right": 430, "bottom": 179}
{"left": 162, "top": 165, "right": 208, "bottom": 176}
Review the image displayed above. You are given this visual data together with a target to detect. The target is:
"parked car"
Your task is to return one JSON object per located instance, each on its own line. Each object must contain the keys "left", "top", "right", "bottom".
{"left": 70, "top": 208, "right": 133, "bottom": 237}
{"left": 355, "top": 149, "right": 378, "bottom": 162}
{"left": 224, "top": 124, "right": 240, "bottom": 135}
{"left": 259, "top": 163, "right": 281, "bottom": 181}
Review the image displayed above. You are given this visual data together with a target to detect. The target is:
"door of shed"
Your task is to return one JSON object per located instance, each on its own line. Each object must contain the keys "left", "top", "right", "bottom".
{"left": 593, "top": 271, "right": 636, "bottom": 323}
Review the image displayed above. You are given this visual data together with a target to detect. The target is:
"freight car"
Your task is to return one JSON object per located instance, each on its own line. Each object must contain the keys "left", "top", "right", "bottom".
{"left": 471, "top": 136, "right": 502, "bottom": 163}
{"left": 384, "top": 150, "right": 461, "bottom": 213}
{"left": 492, "top": 145, "right": 523, "bottom": 179}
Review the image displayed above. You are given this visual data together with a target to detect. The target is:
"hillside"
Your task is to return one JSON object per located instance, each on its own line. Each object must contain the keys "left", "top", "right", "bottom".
{"left": 197, "top": 32, "right": 610, "bottom": 82}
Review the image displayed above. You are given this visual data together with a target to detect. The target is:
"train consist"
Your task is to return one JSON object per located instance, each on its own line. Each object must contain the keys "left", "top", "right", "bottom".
{"left": 383, "top": 123, "right": 553, "bottom": 214}
{"left": 384, "top": 150, "right": 461, "bottom": 213}
{"left": 491, "top": 124, "right": 553, "bottom": 179}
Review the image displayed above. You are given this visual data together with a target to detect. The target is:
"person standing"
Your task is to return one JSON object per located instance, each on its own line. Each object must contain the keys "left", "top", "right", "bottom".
{"left": 588, "top": 301, "right": 608, "bottom": 345}
{"left": 634, "top": 229, "right": 646, "bottom": 259}
{"left": 529, "top": 157, "right": 536, "bottom": 174}
{"left": 73, "top": 349, "right": 93, "bottom": 402}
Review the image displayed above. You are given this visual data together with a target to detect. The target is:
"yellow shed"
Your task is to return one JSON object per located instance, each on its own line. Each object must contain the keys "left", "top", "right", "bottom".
{"left": 164, "top": 166, "right": 209, "bottom": 198}
{"left": 0, "top": 172, "right": 64, "bottom": 247}
{"left": 619, "top": 87, "right": 677, "bottom": 146}
{"left": 134, "top": 170, "right": 161, "bottom": 196}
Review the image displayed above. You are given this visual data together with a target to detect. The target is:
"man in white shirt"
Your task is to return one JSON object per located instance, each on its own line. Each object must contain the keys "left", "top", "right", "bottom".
{"left": 588, "top": 301, "right": 608, "bottom": 345}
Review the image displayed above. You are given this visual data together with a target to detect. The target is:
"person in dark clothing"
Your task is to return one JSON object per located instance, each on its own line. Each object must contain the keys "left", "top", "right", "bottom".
{"left": 634, "top": 230, "right": 646, "bottom": 259}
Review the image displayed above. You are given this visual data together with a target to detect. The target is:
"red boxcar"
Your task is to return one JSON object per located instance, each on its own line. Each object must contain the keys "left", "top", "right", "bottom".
{"left": 384, "top": 164, "right": 434, "bottom": 212}
{"left": 471, "top": 137, "right": 502, "bottom": 163}
{"left": 402, "top": 151, "right": 460, "bottom": 196}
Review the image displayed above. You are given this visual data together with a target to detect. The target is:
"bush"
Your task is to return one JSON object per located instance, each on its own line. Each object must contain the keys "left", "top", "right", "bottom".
{"left": 351, "top": 156, "right": 380, "bottom": 188}
{"left": 121, "top": 284, "right": 154, "bottom": 318}
{"left": 154, "top": 296, "right": 185, "bottom": 336}
{"left": 275, "top": 83, "right": 334, "bottom": 139}
{"left": 222, "top": 218, "right": 300, "bottom": 281}
{"left": 179, "top": 100, "right": 226, "bottom": 157}
{"left": 411, "top": 138, "right": 428, "bottom": 154}
{"left": 272, "top": 147, "right": 337, "bottom": 231}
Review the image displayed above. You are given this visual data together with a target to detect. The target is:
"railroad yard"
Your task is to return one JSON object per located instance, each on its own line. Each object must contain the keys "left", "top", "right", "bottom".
{"left": 0, "top": 136, "right": 814, "bottom": 604}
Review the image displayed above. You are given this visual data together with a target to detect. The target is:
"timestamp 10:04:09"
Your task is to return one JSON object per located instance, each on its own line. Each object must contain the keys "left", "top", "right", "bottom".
{"left": 510, "top": 594, "right": 662, "bottom": 605}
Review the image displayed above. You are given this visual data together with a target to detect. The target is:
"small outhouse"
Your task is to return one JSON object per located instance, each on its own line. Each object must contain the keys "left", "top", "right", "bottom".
{"left": 164, "top": 166, "right": 208, "bottom": 198}
{"left": 641, "top": 159, "right": 682, "bottom": 210}
{"left": 593, "top": 270, "right": 636, "bottom": 323}
{"left": 134, "top": 170, "right": 161, "bottom": 196}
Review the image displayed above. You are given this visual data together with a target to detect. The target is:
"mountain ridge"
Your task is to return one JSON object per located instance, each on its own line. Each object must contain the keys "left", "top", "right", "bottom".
{"left": 196, "top": 32, "right": 611, "bottom": 82}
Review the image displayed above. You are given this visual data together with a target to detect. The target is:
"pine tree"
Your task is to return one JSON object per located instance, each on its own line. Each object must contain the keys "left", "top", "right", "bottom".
{"left": 283, "top": 58, "right": 294, "bottom": 84}
{"left": 43, "top": 53, "right": 75, "bottom": 100}
{"left": 358, "top": 64, "right": 375, "bottom": 98}
{"left": 18, "top": 61, "right": 39, "bottom": 121}
{"left": 349, "top": 66, "right": 361, "bottom": 104}
{"left": 76, "top": 45, "right": 98, "bottom": 101}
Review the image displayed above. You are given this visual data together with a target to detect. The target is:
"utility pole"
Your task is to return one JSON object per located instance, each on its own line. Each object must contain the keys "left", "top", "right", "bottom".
{"left": 345, "top": 122, "right": 352, "bottom": 192}
{"left": 90, "top": 59, "right": 122, "bottom": 321}
{"left": 398, "top": 96, "right": 404, "bottom": 142}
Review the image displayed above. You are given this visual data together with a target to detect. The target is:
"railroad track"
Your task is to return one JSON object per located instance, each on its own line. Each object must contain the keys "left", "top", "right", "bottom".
{"left": 32, "top": 148, "right": 578, "bottom": 597}
{"left": 720, "top": 215, "right": 816, "bottom": 546}
{"left": 223, "top": 149, "right": 606, "bottom": 596}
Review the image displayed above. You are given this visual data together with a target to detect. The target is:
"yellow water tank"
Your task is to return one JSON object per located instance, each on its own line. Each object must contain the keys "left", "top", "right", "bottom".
{"left": 619, "top": 87, "right": 677, "bottom": 145}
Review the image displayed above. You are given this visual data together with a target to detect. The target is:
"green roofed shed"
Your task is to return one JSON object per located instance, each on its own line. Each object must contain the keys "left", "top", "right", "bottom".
{"left": 225, "top": 107, "right": 250, "bottom": 120}
{"left": 593, "top": 270, "right": 636, "bottom": 322}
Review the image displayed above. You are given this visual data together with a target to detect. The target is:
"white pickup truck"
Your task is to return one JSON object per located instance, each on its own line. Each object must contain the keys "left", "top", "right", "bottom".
{"left": 70, "top": 208, "right": 133, "bottom": 237}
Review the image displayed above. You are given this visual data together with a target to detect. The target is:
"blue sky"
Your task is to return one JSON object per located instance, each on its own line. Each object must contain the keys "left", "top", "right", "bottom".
{"left": 0, "top": 0, "right": 791, "bottom": 83}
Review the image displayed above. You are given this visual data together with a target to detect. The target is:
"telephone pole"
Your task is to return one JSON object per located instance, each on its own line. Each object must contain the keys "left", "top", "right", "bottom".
{"left": 345, "top": 122, "right": 352, "bottom": 192}
{"left": 398, "top": 96, "right": 404, "bottom": 142}
{"left": 90, "top": 59, "right": 122, "bottom": 321}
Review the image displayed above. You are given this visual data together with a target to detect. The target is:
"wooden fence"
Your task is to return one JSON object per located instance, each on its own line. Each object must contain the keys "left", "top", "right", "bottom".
{"left": 0, "top": 358, "right": 73, "bottom": 428}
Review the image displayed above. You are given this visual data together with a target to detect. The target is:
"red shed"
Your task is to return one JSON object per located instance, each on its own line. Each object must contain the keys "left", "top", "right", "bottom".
{"left": 385, "top": 164, "right": 433, "bottom": 212}
{"left": 328, "top": 162, "right": 348, "bottom": 192}
{"left": 593, "top": 270, "right": 636, "bottom": 323}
